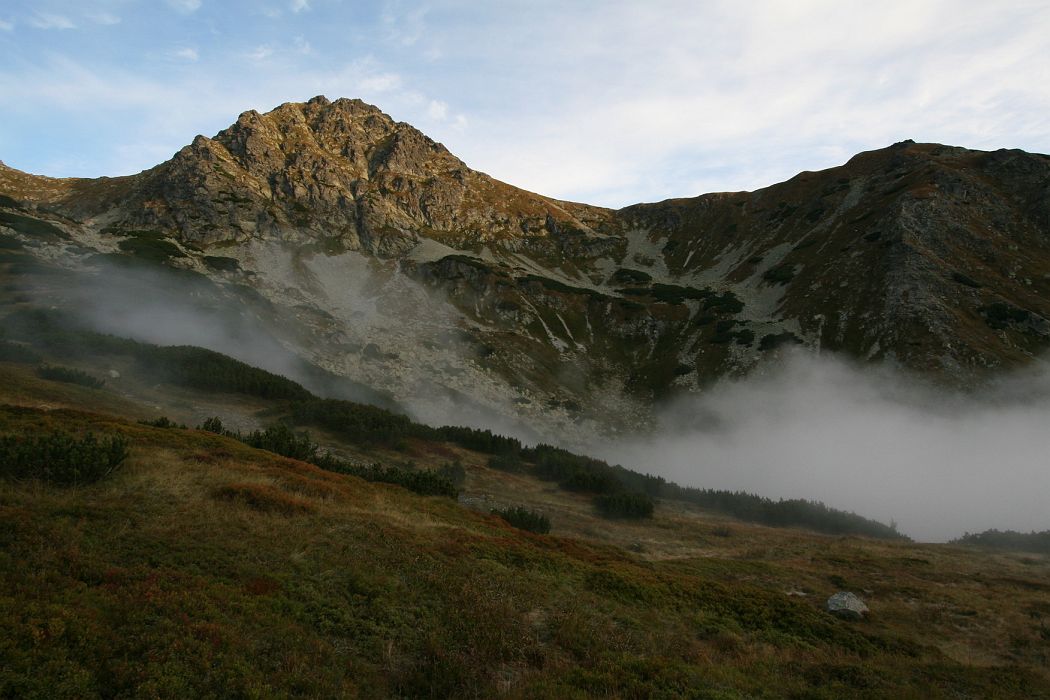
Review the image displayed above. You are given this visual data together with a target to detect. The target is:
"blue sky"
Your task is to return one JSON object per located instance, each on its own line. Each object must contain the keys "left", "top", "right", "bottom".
{"left": 1, "top": 0, "right": 1048, "bottom": 208}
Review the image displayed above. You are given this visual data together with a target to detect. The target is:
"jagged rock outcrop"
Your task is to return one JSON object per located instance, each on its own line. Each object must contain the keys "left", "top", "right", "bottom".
{"left": 45, "top": 96, "right": 615, "bottom": 255}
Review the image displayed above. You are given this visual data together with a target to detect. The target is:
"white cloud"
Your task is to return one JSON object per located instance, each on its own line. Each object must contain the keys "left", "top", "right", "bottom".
{"left": 174, "top": 47, "right": 199, "bottom": 61}
{"left": 358, "top": 72, "right": 402, "bottom": 93}
{"left": 28, "top": 13, "right": 75, "bottom": 30}
{"left": 167, "top": 0, "right": 202, "bottom": 13}
{"left": 89, "top": 12, "right": 121, "bottom": 26}
{"left": 382, "top": 2, "right": 428, "bottom": 46}
{"left": 420, "top": 0, "right": 1050, "bottom": 205}
{"left": 0, "top": 18, "right": 12, "bottom": 31}
{"left": 426, "top": 99, "right": 447, "bottom": 120}
{"left": 290, "top": 0, "right": 309, "bottom": 13}
{"left": 247, "top": 45, "right": 274, "bottom": 61}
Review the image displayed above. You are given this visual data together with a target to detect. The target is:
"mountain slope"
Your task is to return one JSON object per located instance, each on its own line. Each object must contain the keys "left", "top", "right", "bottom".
{"left": 2, "top": 99, "right": 1049, "bottom": 440}
{"left": 1, "top": 385, "right": 1048, "bottom": 697}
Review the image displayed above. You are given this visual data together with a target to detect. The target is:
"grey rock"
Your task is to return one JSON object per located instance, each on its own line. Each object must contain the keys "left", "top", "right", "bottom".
{"left": 826, "top": 591, "right": 869, "bottom": 620}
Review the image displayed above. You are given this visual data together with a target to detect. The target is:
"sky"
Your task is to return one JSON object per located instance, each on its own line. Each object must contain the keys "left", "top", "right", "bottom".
{"left": 0, "top": 0, "right": 1048, "bottom": 208}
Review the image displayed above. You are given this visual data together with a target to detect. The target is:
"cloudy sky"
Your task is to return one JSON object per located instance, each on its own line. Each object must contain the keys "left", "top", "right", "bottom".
{"left": 1, "top": 0, "right": 1048, "bottom": 207}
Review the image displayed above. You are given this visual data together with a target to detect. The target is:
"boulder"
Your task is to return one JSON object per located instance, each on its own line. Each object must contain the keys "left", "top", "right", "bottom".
{"left": 826, "top": 591, "right": 869, "bottom": 620}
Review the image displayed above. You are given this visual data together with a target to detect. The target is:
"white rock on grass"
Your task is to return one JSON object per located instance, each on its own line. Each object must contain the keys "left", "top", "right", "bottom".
{"left": 826, "top": 591, "right": 869, "bottom": 620}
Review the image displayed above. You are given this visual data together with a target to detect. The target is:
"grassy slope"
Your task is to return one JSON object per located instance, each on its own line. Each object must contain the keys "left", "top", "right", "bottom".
{"left": 1, "top": 372, "right": 1049, "bottom": 698}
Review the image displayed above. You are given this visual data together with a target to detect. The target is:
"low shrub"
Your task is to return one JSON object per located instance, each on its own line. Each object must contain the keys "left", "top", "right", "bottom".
{"left": 763, "top": 264, "right": 796, "bottom": 285}
{"left": 438, "top": 460, "right": 467, "bottom": 487}
{"left": 594, "top": 492, "right": 655, "bottom": 519}
{"left": 203, "top": 255, "right": 240, "bottom": 272}
{"left": 322, "top": 460, "right": 459, "bottom": 498}
{"left": 0, "top": 211, "right": 68, "bottom": 239}
{"left": 488, "top": 453, "right": 525, "bottom": 473}
{"left": 117, "top": 236, "right": 186, "bottom": 264}
{"left": 492, "top": 506, "right": 551, "bottom": 534}
{"left": 137, "top": 416, "right": 187, "bottom": 429}
{"left": 982, "top": 302, "right": 1030, "bottom": 330}
{"left": 759, "top": 332, "right": 802, "bottom": 351}
{"left": 0, "top": 340, "right": 40, "bottom": 363}
{"left": 241, "top": 424, "right": 318, "bottom": 462}
{"left": 138, "top": 346, "right": 312, "bottom": 400}
{"left": 0, "top": 431, "right": 129, "bottom": 486}
{"left": 199, "top": 416, "right": 458, "bottom": 499}
{"left": 702, "top": 291, "right": 744, "bottom": 314}
{"left": 950, "top": 529, "right": 1050, "bottom": 554}
{"left": 36, "top": 364, "right": 106, "bottom": 388}
{"left": 951, "top": 272, "right": 982, "bottom": 288}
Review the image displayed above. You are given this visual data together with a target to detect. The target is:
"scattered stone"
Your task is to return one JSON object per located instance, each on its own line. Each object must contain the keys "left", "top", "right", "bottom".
{"left": 826, "top": 591, "right": 869, "bottom": 620}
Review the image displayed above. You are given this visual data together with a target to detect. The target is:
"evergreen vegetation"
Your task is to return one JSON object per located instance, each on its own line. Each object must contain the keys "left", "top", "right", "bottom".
{"left": 137, "top": 416, "right": 187, "bottom": 429}
{"left": 0, "top": 341, "right": 40, "bottom": 363}
{"left": 763, "top": 264, "right": 797, "bottom": 285}
{"left": 759, "top": 331, "right": 802, "bottom": 351}
{"left": 610, "top": 268, "right": 652, "bottom": 285}
{"left": 2, "top": 309, "right": 312, "bottom": 401}
{"left": 432, "top": 424, "right": 522, "bottom": 454}
{"left": 197, "top": 417, "right": 458, "bottom": 499}
{"left": 0, "top": 211, "right": 68, "bottom": 240}
{"left": 117, "top": 235, "right": 185, "bottom": 264}
{"left": 0, "top": 431, "right": 129, "bottom": 486}
{"left": 35, "top": 364, "right": 106, "bottom": 388}
{"left": 323, "top": 461, "right": 459, "bottom": 498}
{"left": 437, "top": 460, "right": 467, "bottom": 487}
{"left": 663, "top": 486, "right": 906, "bottom": 539}
{"left": 488, "top": 453, "right": 525, "bottom": 472}
{"left": 491, "top": 506, "right": 551, "bottom": 534}
{"left": 202, "top": 255, "right": 241, "bottom": 272}
{"left": 595, "top": 491, "right": 655, "bottom": 519}
{"left": 0, "top": 193, "right": 22, "bottom": 209}
{"left": 982, "top": 302, "right": 1030, "bottom": 330}
{"left": 702, "top": 290, "right": 744, "bottom": 314}
{"left": 290, "top": 398, "right": 416, "bottom": 446}
{"left": 951, "top": 529, "right": 1050, "bottom": 554}
{"left": 137, "top": 346, "right": 313, "bottom": 400}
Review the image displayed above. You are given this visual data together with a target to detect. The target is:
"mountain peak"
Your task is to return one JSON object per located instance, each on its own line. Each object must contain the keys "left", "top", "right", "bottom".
{"left": 73, "top": 96, "right": 610, "bottom": 253}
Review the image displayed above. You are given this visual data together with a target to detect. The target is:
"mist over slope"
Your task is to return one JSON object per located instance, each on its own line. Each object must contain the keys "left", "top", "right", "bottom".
{"left": 604, "top": 352, "right": 1050, "bottom": 541}
{"left": 2, "top": 97, "right": 1050, "bottom": 537}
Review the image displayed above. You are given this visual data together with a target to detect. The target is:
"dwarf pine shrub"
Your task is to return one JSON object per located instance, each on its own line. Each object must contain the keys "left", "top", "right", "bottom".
{"left": 594, "top": 492, "right": 655, "bottom": 519}
{"left": 36, "top": 364, "right": 106, "bottom": 388}
{"left": 0, "top": 431, "right": 129, "bottom": 486}
{"left": 491, "top": 506, "right": 551, "bottom": 534}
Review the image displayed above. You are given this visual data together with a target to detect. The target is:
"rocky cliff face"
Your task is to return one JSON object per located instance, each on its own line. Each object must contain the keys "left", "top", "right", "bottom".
{"left": 2, "top": 98, "right": 1049, "bottom": 440}
{"left": 43, "top": 96, "right": 614, "bottom": 256}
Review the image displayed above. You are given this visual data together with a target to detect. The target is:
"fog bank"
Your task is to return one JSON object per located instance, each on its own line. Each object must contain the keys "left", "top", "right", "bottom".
{"left": 601, "top": 353, "right": 1050, "bottom": 542}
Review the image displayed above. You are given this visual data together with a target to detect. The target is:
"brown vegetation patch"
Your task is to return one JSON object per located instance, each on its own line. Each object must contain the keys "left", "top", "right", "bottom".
{"left": 276, "top": 472, "right": 340, "bottom": 500}
{"left": 244, "top": 576, "right": 281, "bottom": 596}
{"left": 213, "top": 482, "right": 315, "bottom": 516}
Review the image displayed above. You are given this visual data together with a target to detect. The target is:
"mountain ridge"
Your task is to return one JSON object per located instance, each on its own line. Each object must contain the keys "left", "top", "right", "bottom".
{"left": 2, "top": 96, "right": 1049, "bottom": 440}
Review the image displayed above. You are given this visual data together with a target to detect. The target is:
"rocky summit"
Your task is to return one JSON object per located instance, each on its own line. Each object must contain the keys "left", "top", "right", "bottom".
{"left": 1, "top": 97, "right": 1049, "bottom": 440}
